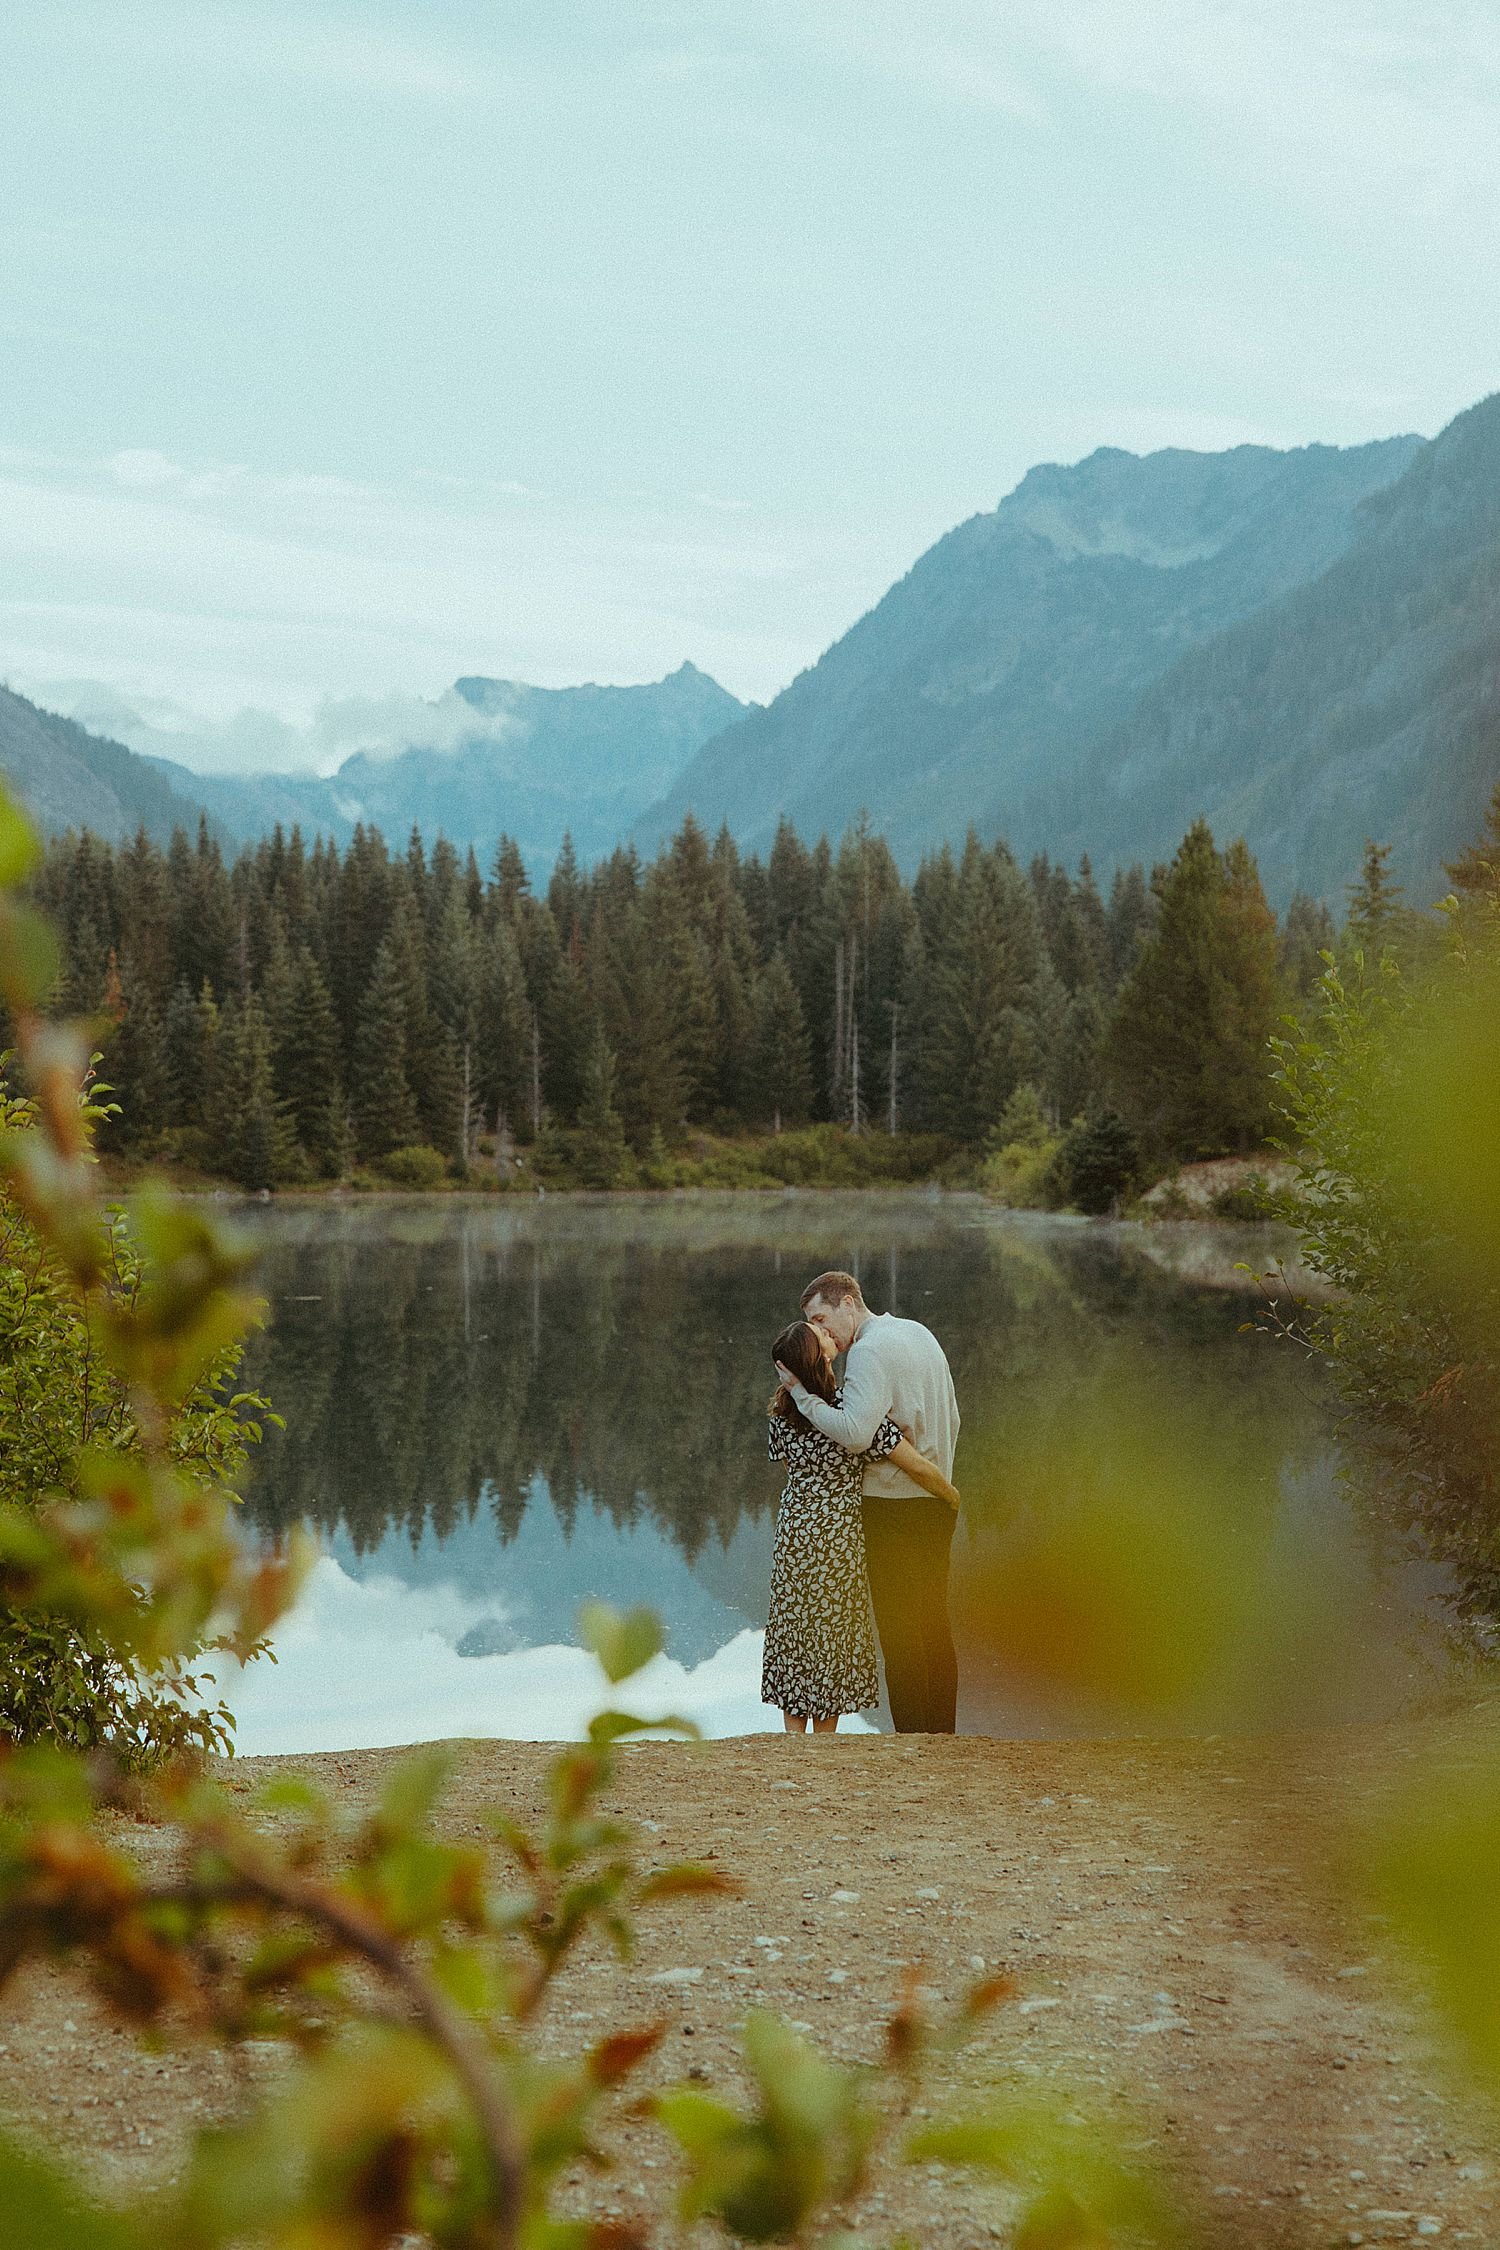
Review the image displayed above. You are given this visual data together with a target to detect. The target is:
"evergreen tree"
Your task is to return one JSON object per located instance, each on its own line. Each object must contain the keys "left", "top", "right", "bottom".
{"left": 591, "top": 905, "right": 684, "bottom": 1150}
{"left": 1106, "top": 822, "right": 1279, "bottom": 1161}
{"left": 547, "top": 834, "right": 584, "bottom": 939}
{"left": 1446, "top": 782, "right": 1500, "bottom": 903}
{"left": 1048, "top": 988, "right": 1106, "bottom": 1125}
{"left": 99, "top": 971, "right": 168, "bottom": 1151}
{"left": 1105, "top": 863, "right": 1156, "bottom": 991}
{"left": 748, "top": 952, "right": 815, "bottom": 1131}
{"left": 353, "top": 938, "right": 421, "bottom": 1158}
{"left": 572, "top": 1032, "right": 630, "bottom": 1189}
{"left": 1344, "top": 838, "right": 1411, "bottom": 965}
{"left": 915, "top": 836, "right": 1042, "bottom": 1138}
{"left": 1279, "top": 891, "right": 1336, "bottom": 1004}
{"left": 473, "top": 917, "right": 531, "bottom": 1129}
{"left": 421, "top": 1029, "right": 466, "bottom": 1161}
{"left": 1057, "top": 1109, "right": 1141, "bottom": 1215}
{"left": 279, "top": 950, "right": 343, "bottom": 1175}
{"left": 162, "top": 978, "right": 217, "bottom": 1132}
{"left": 539, "top": 950, "right": 595, "bottom": 1125}
{"left": 214, "top": 991, "right": 295, "bottom": 1190}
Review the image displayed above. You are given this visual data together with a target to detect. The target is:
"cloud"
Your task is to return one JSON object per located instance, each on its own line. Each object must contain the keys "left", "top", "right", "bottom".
{"left": 26, "top": 679, "right": 501, "bottom": 779}
{"left": 309, "top": 688, "right": 494, "bottom": 768}
{"left": 816, "top": 0, "right": 1500, "bottom": 211}
{"left": 208, "top": 1553, "right": 860, "bottom": 1756}
{"left": 109, "top": 448, "right": 183, "bottom": 490}
{"left": 0, "top": 443, "right": 884, "bottom": 729}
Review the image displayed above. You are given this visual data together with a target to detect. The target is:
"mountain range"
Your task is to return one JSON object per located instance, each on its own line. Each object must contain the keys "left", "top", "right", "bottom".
{"left": 7, "top": 392, "right": 1500, "bottom": 903}
{"left": 644, "top": 396, "right": 1500, "bottom": 902}
{"left": 144, "top": 663, "right": 748, "bottom": 866}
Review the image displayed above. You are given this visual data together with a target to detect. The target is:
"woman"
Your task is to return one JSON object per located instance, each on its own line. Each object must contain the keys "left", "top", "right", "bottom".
{"left": 763, "top": 1318, "right": 960, "bottom": 1734}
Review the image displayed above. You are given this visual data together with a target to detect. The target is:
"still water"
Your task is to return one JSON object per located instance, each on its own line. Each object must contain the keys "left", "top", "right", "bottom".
{"left": 217, "top": 1193, "right": 1436, "bottom": 1754}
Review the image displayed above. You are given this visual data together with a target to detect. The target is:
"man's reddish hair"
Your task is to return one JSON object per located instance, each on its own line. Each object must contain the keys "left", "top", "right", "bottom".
{"left": 799, "top": 1269, "right": 866, "bottom": 1312}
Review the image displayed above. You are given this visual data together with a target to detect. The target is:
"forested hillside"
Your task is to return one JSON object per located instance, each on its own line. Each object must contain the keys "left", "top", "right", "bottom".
{"left": 639, "top": 431, "right": 1422, "bottom": 889}
{"left": 1033, "top": 391, "right": 1500, "bottom": 901}
{"left": 30, "top": 805, "right": 1339, "bottom": 1196}
{"left": 0, "top": 684, "right": 220, "bottom": 846}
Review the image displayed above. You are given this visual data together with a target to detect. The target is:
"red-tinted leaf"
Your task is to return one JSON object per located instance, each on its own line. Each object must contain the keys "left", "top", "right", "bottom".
{"left": 637, "top": 1863, "right": 741, "bottom": 1903}
{"left": 589, "top": 2022, "right": 667, "bottom": 2087}
{"left": 959, "top": 1971, "right": 1019, "bottom": 2018}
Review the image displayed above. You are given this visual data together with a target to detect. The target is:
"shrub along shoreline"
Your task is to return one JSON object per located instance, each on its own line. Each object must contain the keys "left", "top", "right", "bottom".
{"left": 99, "top": 1127, "right": 1289, "bottom": 1224}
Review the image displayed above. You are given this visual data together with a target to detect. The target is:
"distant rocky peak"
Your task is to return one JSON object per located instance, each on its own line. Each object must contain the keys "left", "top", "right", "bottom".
{"left": 452, "top": 662, "right": 740, "bottom": 722}
{"left": 994, "top": 435, "right": 1413, "bottom": 573}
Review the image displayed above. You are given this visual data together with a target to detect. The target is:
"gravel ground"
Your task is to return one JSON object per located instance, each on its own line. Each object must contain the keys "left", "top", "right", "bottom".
{"left": 1, "top": 1727, "right": 1496, "bottom": 2246}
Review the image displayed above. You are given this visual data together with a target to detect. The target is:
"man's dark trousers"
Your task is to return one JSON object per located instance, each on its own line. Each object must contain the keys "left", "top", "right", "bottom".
{"left": 861, "top": 1494, "right": 958, "bottom": 1733}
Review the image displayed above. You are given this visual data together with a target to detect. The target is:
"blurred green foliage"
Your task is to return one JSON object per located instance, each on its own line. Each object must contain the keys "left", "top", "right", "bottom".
{"left": 1271, "top": 898, "right": 1500, "bottom": 1634}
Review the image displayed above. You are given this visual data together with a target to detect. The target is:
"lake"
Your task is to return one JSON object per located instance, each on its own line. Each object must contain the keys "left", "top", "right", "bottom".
{"left": 215, "top": 1192, "right": 1439, "bottom": 1754}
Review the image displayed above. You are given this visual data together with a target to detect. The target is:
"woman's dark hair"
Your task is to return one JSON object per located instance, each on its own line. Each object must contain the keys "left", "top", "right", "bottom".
{"left": 768, "top": 1318, "right": 837, "bottom": 1432}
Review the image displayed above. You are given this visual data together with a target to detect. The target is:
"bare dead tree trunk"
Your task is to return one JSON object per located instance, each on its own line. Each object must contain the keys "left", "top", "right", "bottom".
{"left": 887, "top": 1002, "right": 900, "bottom": 1135}
{"left": 529, "top": 1012, "right": 542, "bottom": 1136}
{"left": 830, "top": 936, "right": 846, "bottom": 1111}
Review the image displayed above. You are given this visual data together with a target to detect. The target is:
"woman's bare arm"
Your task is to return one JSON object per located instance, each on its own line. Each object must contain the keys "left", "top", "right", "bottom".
{"left": 887, "top": 1435, "right": 959, "bottom": 1509}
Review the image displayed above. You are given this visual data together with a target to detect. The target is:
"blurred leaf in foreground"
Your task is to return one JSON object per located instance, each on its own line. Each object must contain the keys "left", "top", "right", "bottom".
{"left": 909, "top": 2091, "right": 1182, "bottom": 2250}
{"left": 1358, "top": 1708, "right": 1500, "bottom": 2098}
{"left": 968, "top": 1367, "right": 1357, "bottom": 1727}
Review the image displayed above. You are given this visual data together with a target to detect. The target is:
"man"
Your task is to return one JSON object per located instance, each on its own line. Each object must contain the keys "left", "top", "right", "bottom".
{"left": 777, "top": 1269, "right": 961, "bottom": 1733}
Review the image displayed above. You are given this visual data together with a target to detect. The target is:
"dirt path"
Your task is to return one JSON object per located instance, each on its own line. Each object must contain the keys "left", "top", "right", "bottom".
{"left": 2, "top": 1729, "right": 1495, "bottom": 2245}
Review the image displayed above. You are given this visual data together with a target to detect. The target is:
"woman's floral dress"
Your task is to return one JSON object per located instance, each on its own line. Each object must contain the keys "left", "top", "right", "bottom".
{"left": 761, "top": 1394, "right": 901, "bottom": 1720}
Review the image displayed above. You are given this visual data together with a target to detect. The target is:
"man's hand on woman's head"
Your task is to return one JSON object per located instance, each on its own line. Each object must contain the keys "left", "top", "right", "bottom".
{"left": 774, "top": 1362, "right": 796, "bottom": 1388}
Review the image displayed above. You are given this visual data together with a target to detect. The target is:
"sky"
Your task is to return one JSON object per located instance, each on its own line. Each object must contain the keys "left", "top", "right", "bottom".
{"left": 3, "top": 0, "right": 1499, "bottom": 769}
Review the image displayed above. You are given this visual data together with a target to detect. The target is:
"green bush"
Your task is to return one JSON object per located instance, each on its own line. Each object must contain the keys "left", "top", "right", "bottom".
{"left": 0, "top": 1072, "right": 273, "bottom": 1767}
{"left": 978, "top": 1134, "right": 1063, "bottom": 1207}
{"left": 1055, "top": 1110, "right": 1142, "bottom": 1216}
{"left": 377, "top": 1142, "right": 450, "bottom": 1189}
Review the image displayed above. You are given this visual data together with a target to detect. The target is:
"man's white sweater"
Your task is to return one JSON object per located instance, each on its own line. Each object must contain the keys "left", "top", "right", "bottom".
{"left": 789, "top": 1312, "right": 960, "bottom": 1499}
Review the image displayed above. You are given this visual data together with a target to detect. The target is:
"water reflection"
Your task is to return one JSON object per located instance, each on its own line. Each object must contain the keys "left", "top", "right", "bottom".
{"left": 220, "top": 1194, "right": 1427, "bottom": 1753}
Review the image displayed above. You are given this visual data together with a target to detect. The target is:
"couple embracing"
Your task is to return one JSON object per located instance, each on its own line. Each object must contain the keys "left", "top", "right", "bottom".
{"left": 763, "top": 1269, "right": 961, "bottom": 1737}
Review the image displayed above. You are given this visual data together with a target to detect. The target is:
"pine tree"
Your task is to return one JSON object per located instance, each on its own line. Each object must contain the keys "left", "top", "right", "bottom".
{"left": 1057, "top": 1110, "right": 1141, "bottom": 1215}
{"left": 214, "top": 991, "right": 295, "bottom": 1189}
{"left": 915, "top": 836, "right": 1043, "bottom": 1138}
{"left": 99, "top": 971, "right": 168, "bottom": 1151}
{"left": 1106, "top": 822, "right": 1279, "bottom": 1161}
{"left": 591, "top": 905, "right": 684, "bottom": 1150}
{"left": 473, "top": 918, "right": 531, "bottom": 1129}
{"left": 1105, "top": 864, "right": 1156, "bottom": 991}
{"left": 1279, "top": 892, "right": 1336, "bottom": 1004}
{"left": 748, "top": 952, "right": 815, "bottom": 1131}
{"left": 539, "top": 951, "right": 595, "bottom": 1125}
{"left": 1048, "top": 988, "right": 1106, "bottom": 1124}
{"left": 353, "top": 938, "right": 421, "bottom": 1158}
{"left": 279, "top": 949, "right": 343, "bottom": 1175}
{"left": 1446, "top": 782, "right": 1500, "bottom": 903}
{"left": 162, "top": 978, "right": 217, "bottom": 1132}
{"left": 547, "top": 834, "right": 584, "bottom": 938}
{"left": 1344, "top": 838, "right": 1411, "bottom": 966}
{"left": 572, "top": 1032, "right": 630, "bottom": 1188}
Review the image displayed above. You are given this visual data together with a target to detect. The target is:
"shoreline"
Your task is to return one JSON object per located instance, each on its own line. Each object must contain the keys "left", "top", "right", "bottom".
{"left": 5, "top": 1724, "right": 1494, "bottom": 2243}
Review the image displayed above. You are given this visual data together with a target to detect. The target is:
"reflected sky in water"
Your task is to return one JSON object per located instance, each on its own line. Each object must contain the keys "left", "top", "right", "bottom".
{"left": 217, "top": 1193, "right": 1436, "bottom": 1753}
